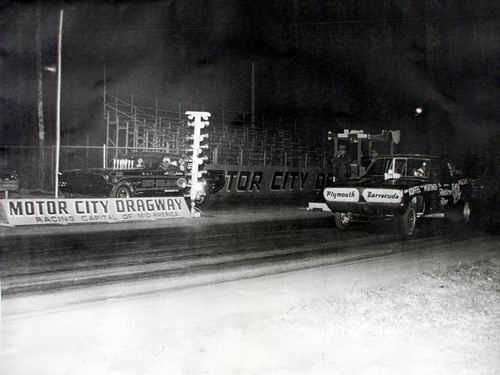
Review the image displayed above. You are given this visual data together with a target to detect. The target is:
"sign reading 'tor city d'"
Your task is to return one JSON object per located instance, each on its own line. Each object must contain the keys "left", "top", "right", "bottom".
{"left": 0, "top": 197, "right": 190, "bottom": 226}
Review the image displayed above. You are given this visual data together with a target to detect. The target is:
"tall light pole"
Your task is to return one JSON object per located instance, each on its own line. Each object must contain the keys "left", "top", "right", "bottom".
{"left": 54, "top": 9, "right": 63, "bottom": 198}
{"left": 251, "top": 61, "right": 255, "bottom": 127}
{"left": 36, "top": 1, "right": 46, "bottom": 191}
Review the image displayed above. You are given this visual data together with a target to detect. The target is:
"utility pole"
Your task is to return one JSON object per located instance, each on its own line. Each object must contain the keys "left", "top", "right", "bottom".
{"left": 251, "top": 61, "right": 255, "bottom": 127}
{"left": 103, "top": 63, "right": 107, "bottom": 119}
{"left": 54, "top": 9, "right": 63, "bottom": 198}
{"left": 36, "top": 1, "right": 46, "bottom": 191}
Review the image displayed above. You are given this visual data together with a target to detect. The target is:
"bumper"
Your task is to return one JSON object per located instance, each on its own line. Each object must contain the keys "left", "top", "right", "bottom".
{"left": 325, "top": 201, "right": 403, "bottom": 217}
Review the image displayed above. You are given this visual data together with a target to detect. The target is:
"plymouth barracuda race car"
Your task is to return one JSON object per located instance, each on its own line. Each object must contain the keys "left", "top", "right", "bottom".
{"left": 59, "top": 153, "right": 225, "bottom": 205}
{"left": 323, "top": 154, "right": 473, "bottom": 238}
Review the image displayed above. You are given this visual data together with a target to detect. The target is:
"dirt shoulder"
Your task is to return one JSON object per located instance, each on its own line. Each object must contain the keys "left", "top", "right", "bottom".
{"left": 269, "top": 257, "right": 500, "bottom": 374}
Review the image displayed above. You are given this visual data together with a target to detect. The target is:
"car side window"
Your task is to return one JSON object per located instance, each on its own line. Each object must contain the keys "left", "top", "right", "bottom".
{"left": 408, "top": 159, "right": 431, "bottom": 178}
{"left": 394, "top": 159, "right": 407, "bottom": 176}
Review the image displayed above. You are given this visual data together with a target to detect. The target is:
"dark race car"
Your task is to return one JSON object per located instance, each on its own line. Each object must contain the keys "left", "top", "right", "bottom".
{"left": 323, "top": 154, "right": 473, "bottom": 238}
{"left": 59, "top": 152, "right": 225, "bottom": 206}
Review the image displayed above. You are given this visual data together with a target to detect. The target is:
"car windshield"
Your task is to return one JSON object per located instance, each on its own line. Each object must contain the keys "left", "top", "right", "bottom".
{"left": 366, "top": 157, "right": 432, "bottom": 178}
{"left": 365, "top": 158, "right": 393, "bottom": 176}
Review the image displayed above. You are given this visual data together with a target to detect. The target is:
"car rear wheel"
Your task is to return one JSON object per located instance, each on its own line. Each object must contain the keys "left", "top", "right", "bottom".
{"left": 113, "top": 184, "right": 132, "bottom": 198}
{"left": 399, "top": 206, "right": 417, "bottom": 239}
{"left": 462, "top": 201, "right": 472, "bottom": 224}
{"left": 447, "top": 200, "right": 473, "bottom": 225}
{"left": 334, "top": 212, "right": 352, "bottom": 230}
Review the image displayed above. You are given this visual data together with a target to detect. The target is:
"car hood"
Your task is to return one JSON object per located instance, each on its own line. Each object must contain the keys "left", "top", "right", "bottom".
{"left": 330, "top": 175, "right": 428, "bottom": 190}
{"left": 61, "top": 168, "right": 150, "bottom": 175}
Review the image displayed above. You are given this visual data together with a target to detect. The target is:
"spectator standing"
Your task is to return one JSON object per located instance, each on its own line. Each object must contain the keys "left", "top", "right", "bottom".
{"left": 331, "top": 144, "right": 351, "bottom": 181}
{"left": 159, "top": 156, "right": 171, "bottom": 170}
{"left": 135, "top": 158, "right": 144, "bottom": 169}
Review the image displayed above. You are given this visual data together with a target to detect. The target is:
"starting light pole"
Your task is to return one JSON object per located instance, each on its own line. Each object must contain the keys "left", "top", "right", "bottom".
{"left": 185, "top": 111, "right": 211, "bottom": 216}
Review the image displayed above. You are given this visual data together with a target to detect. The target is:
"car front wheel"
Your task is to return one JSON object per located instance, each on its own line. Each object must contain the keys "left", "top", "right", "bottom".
{"left": 194, "top": 192, "right": 207, "bottom": 206}
{"left": 112, "top": 184, "right": 132, "bottom": 198}
{"left": 399, "top": 206, "right": 417, "bottom": 239}
{"left": 462, "top": 201, "right": 472, "bottom": 223}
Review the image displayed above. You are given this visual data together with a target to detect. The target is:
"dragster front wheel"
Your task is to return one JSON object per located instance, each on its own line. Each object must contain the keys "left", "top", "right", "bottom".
{"left": 112, "top": 184, "right": 132, "bottom": 199}
{"left": 334, "top": 212, "right": 352, "bottom": 230}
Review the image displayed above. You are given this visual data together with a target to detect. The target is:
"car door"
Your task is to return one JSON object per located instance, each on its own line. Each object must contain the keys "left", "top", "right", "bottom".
{"left": 154, "top": 168, "right": 183, "bottom": 194}
{"left": 438, "top": 160, "right": 461, "bottom": 211}
{"left": 406, "top": 158, "right": 439, "bottom": 214}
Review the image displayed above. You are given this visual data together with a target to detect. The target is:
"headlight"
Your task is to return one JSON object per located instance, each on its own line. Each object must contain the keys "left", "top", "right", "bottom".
{"left": 176, "top": 177, "right": 188, "bottom": 189}
{"left": 192, "top": 181, "right": 206, "bottom": 193}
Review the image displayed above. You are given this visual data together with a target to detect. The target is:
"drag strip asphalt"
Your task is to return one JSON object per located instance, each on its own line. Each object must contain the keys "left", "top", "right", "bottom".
{"left": 0, "top": 206, "right": 498, "bottom": 316}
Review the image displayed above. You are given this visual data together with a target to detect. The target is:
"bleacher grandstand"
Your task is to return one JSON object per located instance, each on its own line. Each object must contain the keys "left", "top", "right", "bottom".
{"left": 1, "top": 94, "right": 398, "bottom": 191}
{"left": 104, "top": 93, "right": 333, "bottom": 169}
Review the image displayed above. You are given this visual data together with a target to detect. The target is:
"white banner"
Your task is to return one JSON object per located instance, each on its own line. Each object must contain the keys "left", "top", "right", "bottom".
{"left": 323, "top": 188, "right": 360, "bottom": 202}
{"left": 362, "top": 189, "right": 403, "bottom": 204}
{"left": 0, "top": 197, "right": 191, "bottom": 226}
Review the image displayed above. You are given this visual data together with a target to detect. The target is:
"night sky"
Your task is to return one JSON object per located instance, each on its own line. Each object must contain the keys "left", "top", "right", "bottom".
{"left": 1, "top": 0, "right": 499, "bottom": 159}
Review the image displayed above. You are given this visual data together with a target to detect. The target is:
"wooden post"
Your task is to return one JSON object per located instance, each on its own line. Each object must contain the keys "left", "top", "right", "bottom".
{"left": 155, "top": 98, "right": 159, "bottom": 125}
{"left": 133, "top": 106, "right": 137, "bottom": 150}
{"left": 357, "top": 140, "right": 362, "bottom": 165}
{"left": 103, "top": 64, "right": 106, "bottom": 118}
{"left": 106, "top": 111, "right": 110, "bottom": 150}
{"left": 251, "top": 61, "right": 255, "bottom": 127}
{"left": 85, "top": 135, "right": 89, "bottom": 168}
{"left": 114, "top": 104, "right": 119, "bottom": 159}
{"left": 125, "top": 121, "right": 129, "bottom": 153}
